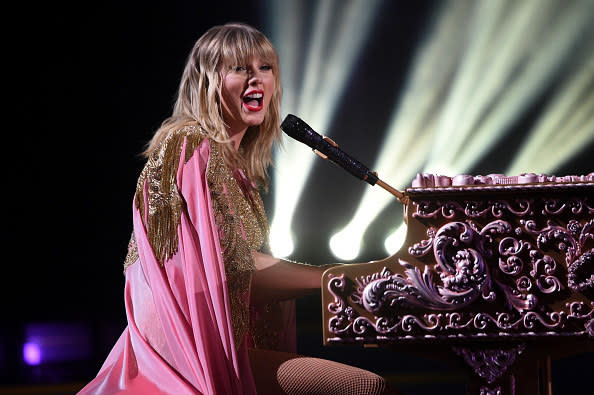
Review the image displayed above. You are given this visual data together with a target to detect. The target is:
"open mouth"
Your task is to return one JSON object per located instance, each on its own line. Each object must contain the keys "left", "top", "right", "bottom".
{"left": 242, "top": 90, "right": 263, "bottom": 111}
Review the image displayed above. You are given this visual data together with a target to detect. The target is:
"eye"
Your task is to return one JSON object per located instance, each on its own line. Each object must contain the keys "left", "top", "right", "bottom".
{"left": 260, "top": 65, "right": 272, "bottom": 71}
{"left": 233, "top": 65, "right": 247, "bottom": 72}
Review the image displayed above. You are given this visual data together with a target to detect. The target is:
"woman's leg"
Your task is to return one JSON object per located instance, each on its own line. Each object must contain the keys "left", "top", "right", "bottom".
{"left": 248, "top": 348, "right": 396, "bottom": 395}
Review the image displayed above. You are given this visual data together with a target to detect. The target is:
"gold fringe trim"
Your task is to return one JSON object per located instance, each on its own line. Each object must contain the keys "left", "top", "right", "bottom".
{"left": 134, "top": 125, "right": 206, "bottom": 265}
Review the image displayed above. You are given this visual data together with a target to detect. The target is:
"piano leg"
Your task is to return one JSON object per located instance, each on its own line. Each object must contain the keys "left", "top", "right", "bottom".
{"left": 463, "top": 352, "right": 541, "bottom": 395}
{"left": 539, "top": 356, "right": 552, "bottom": 395}
{"left": 454, "top": 343, "right": 528, "bottom": 395}
{"left": 460, "top": 341, "right": 591, "bottom": 395}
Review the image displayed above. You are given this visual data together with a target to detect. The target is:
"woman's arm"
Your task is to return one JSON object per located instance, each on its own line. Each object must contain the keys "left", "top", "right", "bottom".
{"left": 250, "top": 251, "right": 339, "bottom": 303}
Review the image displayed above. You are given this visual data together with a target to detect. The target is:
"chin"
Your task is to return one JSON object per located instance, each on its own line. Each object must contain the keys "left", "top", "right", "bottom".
{"left": 244, "top": 115, "right": 266, "bottom": 127}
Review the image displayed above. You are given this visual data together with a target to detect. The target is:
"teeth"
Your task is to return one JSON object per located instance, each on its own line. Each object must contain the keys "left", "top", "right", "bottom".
{"left": 244, "top": 92, "right": 263, "bottom": 99}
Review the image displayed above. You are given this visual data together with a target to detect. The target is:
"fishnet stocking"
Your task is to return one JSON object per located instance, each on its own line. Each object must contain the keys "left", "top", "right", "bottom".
{"left": 248, "top": 348, "right": 396, "bottom": 395}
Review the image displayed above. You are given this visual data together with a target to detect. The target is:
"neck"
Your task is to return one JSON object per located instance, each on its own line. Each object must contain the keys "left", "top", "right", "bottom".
{"left": 227, "top": 126, "right": 247, "bottom": 150}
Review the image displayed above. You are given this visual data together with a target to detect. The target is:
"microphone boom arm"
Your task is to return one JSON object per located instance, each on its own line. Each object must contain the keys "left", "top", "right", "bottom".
{"left": 280, "top": 114, "right": 407, "bottom": 204}
{"left": 314, "top": 135, "right": 407, "bottom": 204}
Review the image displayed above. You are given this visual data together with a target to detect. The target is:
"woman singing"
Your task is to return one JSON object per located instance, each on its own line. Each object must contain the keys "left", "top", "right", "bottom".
{"left": 79, "top": 22, "right": 395, "bottom": 395}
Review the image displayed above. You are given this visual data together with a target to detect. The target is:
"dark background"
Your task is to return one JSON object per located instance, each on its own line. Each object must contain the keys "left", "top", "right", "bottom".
{"left": 4, "top": 0, "right": 593, "bottom": 393}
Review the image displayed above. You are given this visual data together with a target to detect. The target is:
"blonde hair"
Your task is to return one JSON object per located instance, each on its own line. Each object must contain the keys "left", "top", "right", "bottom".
{"left": 143, "top": 22, "right": 282, "bottom": 188}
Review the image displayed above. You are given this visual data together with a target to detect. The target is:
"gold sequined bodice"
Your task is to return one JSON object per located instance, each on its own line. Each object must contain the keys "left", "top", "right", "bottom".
{"left": 206, "top": 136, "right": 269, "bottom": 347}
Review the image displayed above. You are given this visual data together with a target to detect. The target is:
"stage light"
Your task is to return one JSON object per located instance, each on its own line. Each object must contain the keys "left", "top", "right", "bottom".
{"left": 329, "top": 0, "right": 471, "bottom": 259}
{"left": 22, "top": 323, "right": 92, "bottom": 365}
{"left": 507, "top": 49, "right": 594, "bottom": 175}
{"left": 331, "top": 0, "right": 593, "bottom": 261}
{"left": 426, "top": 0, "right": 593, "bottom": 174}
{"left": 267, "top": 0, "right": 381, "bottom": 257}
{"left": 384, "top": 224, "right": 407, "bottom": 255}
{"left": 329, "top": 226, "right": 362, "bottom": 261}
{"left": 23, "top": 342, "right": 41, "bottom": 366}
{"left": 328, "top": 130, "right": 435, "bottom": 260}
{"left": 269, "top": 221, "right": 294, "bottom": 258}
{"left": 268, "top": 0, "right": 592, "bottom": 262}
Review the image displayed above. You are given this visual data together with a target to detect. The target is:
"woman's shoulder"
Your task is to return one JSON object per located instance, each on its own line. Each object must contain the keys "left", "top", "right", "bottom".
{"left": 153, "top": 123, "right": 214, "bottom": 163}
{"left": 165, "top": 123, "right": 208, "bottom": 148}
{"left": 137, "top": 124, "right": 209, "bottom": 186}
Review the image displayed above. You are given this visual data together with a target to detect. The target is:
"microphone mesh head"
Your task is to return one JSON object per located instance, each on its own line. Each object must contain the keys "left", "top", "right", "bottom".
{"left": 281, "top": 114, "right": 310, "bottom": 142}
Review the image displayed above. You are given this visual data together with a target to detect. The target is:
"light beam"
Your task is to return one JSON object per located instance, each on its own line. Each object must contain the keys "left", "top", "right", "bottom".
{"left": 267, "top": 0, "right": 381, "bottom": 257}
{"left": 329, "top": 0, "right": 471, "bottom": 259}
{"left": 331, "top": 0, "right": 594, "bottom": 261}
{"left": 507, "top": 47, "right": 594, "bottom": 174}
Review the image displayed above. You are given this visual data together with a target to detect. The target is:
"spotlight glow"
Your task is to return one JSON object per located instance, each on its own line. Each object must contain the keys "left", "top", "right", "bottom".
{"left": 270, "top": 0, "right": 594, "bottom": 262}
{"left": 329, "top": 0, "right": 471, "bottom": 259}
{"left": 507, "top": 50, "right": 594, "bottom": 174}
{"left": 269, "top": 220, "right": 295, "bottom": 258}
{"left": 23, "top": 323, "right": 92, "bottom": 365}
{"left": 329, "top": 226, "right": 362, "bottom": 261}
{"left": 331, "top": 0, "right": 593, "bottom": 261}
{"left": 268, "top": 0, "right": 382, "bottom": 258}
{"left": 384, "top": 224, "right": 407, "bottom": 255}
{"left": 23, "top": 342, "right": 41, "bottom": 366}
{"left": 426, "top": 0, "right": 594, "bottom": 174}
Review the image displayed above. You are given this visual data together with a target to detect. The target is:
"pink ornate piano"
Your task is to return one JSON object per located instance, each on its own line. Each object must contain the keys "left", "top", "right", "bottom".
{"left": 322, "top": 173, "right": 593, "bottom": 395}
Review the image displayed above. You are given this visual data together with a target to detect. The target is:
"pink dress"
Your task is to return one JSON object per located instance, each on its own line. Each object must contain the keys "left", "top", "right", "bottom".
{"left": 79, "top": 126, "right": 293, "bottom": 394}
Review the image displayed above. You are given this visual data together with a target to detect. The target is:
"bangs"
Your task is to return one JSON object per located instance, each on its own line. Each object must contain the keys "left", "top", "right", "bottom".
{"left": 218, "top": 26, "right": 278, "bottom": 69}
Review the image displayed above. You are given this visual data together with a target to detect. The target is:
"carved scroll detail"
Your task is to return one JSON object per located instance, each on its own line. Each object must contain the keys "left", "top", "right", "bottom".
{"left": 523, "top": 218, "right": 594, "bottom": 292}
{"left": 358, "top": 220, "right": 527, "bottom": 314}
{"left": 413, "top": 199, "right": 533, "bottom": 220}
{"left": 453, "top": 344, "right": 525, "bottom": 384}
{"left": 326, "top": 193, "right": 594, "bottom": 341}
{"left": 327, "top": 272, "right": 593, "bottom": 338}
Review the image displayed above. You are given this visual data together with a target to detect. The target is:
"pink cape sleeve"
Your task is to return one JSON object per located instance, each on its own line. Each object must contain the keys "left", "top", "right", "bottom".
{"left": 78, "top": 138, "right": 257, "bottom": 394}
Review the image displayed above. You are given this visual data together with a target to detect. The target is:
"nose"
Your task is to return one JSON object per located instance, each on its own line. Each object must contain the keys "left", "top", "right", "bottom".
{"left": 248, "top": 69, "right": 262, "bottom": 85}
